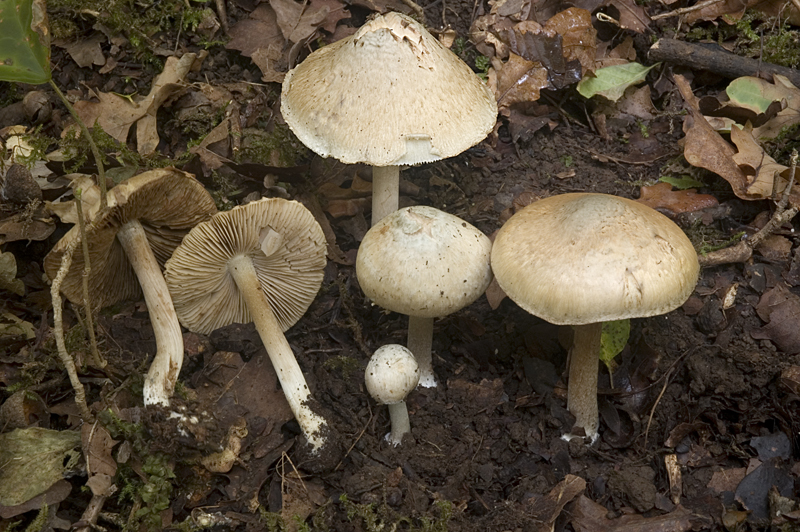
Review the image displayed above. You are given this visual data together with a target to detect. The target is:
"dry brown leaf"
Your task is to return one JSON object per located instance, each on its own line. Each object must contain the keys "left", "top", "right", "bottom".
{"left": 730, "top": 123, "right": 790, "bottom": 199}
{"left": 494, "top": 53, "right": 550, "bottom": 111}
{"left": 637, "top": 182, "right": 719, "bottom": 215}
{"left": 269, "top": 0, "right": 328, "bottom": 43}
{"left": 227, "top": 4, "right": 285, "bottom": 57}
{"left": 61, "top": 34, "right": 106, "bottom": 68}
{"left": 608, "top": 0, "right": 651, "bottom": 32}
{"left": 74, "top": 54, "right": 200, "bottom": 154}
{"left": 750, "top": 75, "right": 800, "bottom": 141}
{"left": 752, "top": 285, "right": 800, "bottom": 353}
{"left": 675, "top": 75, "right": 755, "bottom": 202}
{"left": 525, "top": 475, "right": 586, "bottom": 532}
{"left": 81, "top": 423, "right": 117, "bottom": 497}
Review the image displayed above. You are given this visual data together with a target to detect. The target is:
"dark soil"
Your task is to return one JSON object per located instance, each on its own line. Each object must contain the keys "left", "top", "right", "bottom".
{"left": 2, "top": 0, "right": 800, "bottom": 531}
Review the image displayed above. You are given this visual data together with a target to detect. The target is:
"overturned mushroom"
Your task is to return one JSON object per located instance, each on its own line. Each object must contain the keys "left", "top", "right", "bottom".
{"left": 357, "top": 206, "right": 493, "bottom": 387}
{"left": 44, "top": 168, "right": 217, "bottom": 407}
{"left": 281, "top": 12, "right": 497, "bottom": 225}
{"left": 491, "top": 193, "right": 699, "bottom": 441}
{"left": 164, "top": 197, "right": 331, "bottom": 452}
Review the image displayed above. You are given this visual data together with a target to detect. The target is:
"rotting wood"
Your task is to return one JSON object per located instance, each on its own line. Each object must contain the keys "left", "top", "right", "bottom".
{"left": 648, "top": 38, "right": 800, "bottom": 88}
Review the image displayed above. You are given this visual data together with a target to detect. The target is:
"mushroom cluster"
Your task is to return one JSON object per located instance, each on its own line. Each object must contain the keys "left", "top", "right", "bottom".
{"left": 357, "top": 205, "right": 493, "bottom": 387}
{"left": 281, "top": 12, "right": 497, "bottom": 225}
{"left": 164, "top": 197, "right": 330, "bottom": 452}
{"left": 491, "top": 193, "right": 699, "bottom": 441}
{"left": 45, "top": 168, "right": 217, "bottom": 407}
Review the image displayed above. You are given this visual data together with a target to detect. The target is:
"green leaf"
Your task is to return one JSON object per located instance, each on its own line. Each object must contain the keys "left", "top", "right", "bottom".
{"left": 599, "top": 319, "right": 630, "bottom": 382}
{"left": 0, "top": 249, "right": 24, "bottom": 296}
{"left": 0, "top": 428, "right": 81, "bottom": 506}
{"left": 577, "top": 63, "right": 660, "bottom": 102}
{"left": 659, "top": 175, "right": 705, "bottom": 190}
{"left": 726, "top": 77, "right": 779, "bottom": 116}
{"left": 0, "top": 0, "right": 51, "bottom": 84}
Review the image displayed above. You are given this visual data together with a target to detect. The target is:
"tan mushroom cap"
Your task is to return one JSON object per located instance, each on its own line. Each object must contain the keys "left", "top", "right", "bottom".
{"left": 44, "top": 168, "right": 217, "bottom": 308}
{"left": 281, "top": 12, "right": 498, "bottom": 167}
{"left": 164, "top": 197, "right": 327, "bottom": 335}
{"left": 356, "top": 205, "right": 493, "bottom": 318}
{"left": 491, "top": 193, "right": 700, "bottom": 325}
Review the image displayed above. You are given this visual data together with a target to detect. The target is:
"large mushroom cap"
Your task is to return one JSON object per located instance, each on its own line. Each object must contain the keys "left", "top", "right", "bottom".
{"left": 356, "top": 205, "right": 493, "bottom": 318}
{"left": 164, "top": 197, "right": 327, "bottom": 335}
{"left": 281, "top": 12, "right": 498, "bottom": 167}
{"left": 44, "top": 168, "right": 217, "bottom": 308}
{"left": 491, "top": 193, "right": 700, "bottom": 325}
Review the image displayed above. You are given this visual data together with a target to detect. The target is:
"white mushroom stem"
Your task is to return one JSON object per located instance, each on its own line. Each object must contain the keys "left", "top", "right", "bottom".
{"left": 116, "top": 219, "right": 184, "bottom": 407}
{"left": 371, "top": 165, "right": 399, "bottom": 226}
{"left": 565, "top": 322, "right": 602, "bottom": 442}
{"left": 227, "top": 254, "right": 327, "bottom": 451}
{"left": 386, "top": 402, "right": 411, "bottom": 446}
{"left": 407, "top": 315, "right": 436, "bottom": 388}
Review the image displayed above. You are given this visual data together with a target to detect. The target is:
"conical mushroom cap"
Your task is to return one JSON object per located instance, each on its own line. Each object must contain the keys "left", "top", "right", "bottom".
{"left": 356, "top": 206, "right": 493, "bottom": 318}
{"left": 281, "top": 12, "right": 497, "bottom": 166}
{"left": 164, "top": 198, "right": 327, "bottom": 335}
{"left": 44, "top": 168, "right": 217, "bottom": 308}
{"left": 491, "top": 193, "right": 700, "bottom": 325}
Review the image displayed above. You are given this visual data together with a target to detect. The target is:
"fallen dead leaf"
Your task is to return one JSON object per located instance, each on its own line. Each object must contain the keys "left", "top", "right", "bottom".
{"left": 570, "top": 495, "right": 710, "bottom": 532}
{"left": 74, "top": 53, "right": 201, "bottom": 154}
{"left": 525, "top": 475, "right": 586, "bottom": 532}
{"left": 636, "top": 182, "right": 719, "bottom": 215}
{"left": 752, "top": 284, "right": 800, "bottom": 353}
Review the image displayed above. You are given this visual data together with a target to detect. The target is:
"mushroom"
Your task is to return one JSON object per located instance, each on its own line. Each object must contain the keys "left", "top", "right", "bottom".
{"left": 365, "top": 344, "right": 420, "bottom": 446}
{"left": 281, "top": 12, "right": 497, "bottom": 226}
{"left": 44, "top": 168, "right": 217, "bottom": 407}
{"left": 356, "top": 206, "right": 493, "bottom": 387}
{"left": 164, "top": 197, "right": 330, "bottom": 451}
{"left": 491, "top": 193, "right": 699, "bottom": 441}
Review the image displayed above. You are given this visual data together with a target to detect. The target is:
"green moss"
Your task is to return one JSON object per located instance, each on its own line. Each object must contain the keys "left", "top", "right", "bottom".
{"left": 47, "top": 0, "right": 208, "bottom": 60}
{"left": 322, "top": 355, "right": 361, "bottom": 379}
{"left": 238, "top": 124, "right": 308, "bottom": 168}
{"left": 340, "top": 494, "right": 453, "bottom": 532}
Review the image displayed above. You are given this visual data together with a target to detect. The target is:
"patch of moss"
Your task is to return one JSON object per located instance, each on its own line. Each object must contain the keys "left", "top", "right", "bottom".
{"left": 340, "top": 494, "right": 453, "bottom": 532}
{"left": 322, "top": 355, "right": 361, "bottom": 379}
{"left": 238, "top": 124, "right": 308, "bottom": 168}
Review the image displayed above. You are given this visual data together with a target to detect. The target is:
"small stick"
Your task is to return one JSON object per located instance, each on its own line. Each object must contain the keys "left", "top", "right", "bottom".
{"left": 74, "top": 188, "right": 105, "bottom": 368}
{"left": 51, "top": 238, "right": 93, "bottom": 422}
{"left": 651, "top": 0, "right": 725, "bottom": 19}
{"left": 700, "top": 150, "right": 798, "bottom": 267}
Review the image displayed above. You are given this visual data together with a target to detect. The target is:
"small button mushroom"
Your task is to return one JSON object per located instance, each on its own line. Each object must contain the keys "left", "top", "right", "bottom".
{"left": 365, "top": 345, "right": 420, "bottom": 446}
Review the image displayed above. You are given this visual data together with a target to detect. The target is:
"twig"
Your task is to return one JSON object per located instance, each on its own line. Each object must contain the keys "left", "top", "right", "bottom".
{"left": 74, "top": 188, "right": 105, "bottom": 368}
{"left": 51, "top": 238, "right": 94, "bottom": 422}
{"left": 699, "top": 150, "right": 799, "bottom": 267}
{"left": 651, "top": 0, "right": 725, "bottom": 19}
{"left": 48, "top": 79, "right": 107, "bottom": 209}
{"left": 401, "top": 0, "right": 427, "bottom": 24}
{"left": 335, "top": 406, "right": 373, "bottom": 471}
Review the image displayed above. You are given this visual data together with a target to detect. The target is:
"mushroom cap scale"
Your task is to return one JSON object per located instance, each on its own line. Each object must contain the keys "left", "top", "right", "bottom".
{"left": 281, "top": 12, "right": 497, "bottom": 167}
{"left": 491, "top": 193, "right": 700, "bottom": 325}
{"left": 365, "top": 344, "right": 420, "bottom": 404}
{"left": 164, "top": 198, "right": 326, "bottom": 335}
{"left": 356, "top": 205, "right": 493, "bottom": 318}
{"left": 44, "top": 168, "right": 217, "bottom": 308}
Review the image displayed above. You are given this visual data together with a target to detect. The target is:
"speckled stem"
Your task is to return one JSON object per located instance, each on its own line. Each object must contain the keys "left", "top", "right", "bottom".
{"left": 116, "top": 219, "right": 184, "bottom": 407}
{"left": 227, "top": 254, "right": 327, "bottom": 451}
{"left": 407, "top": 315, "right": 436, "bottom": 388}
{"left": 371, "top": 165, "right": 399, "bottom": 226}
{"left": 566, "top": 322, "right": 602, "bottom": 442}
{"left": 387, "top": 401, "right": 411, "bottom": 446}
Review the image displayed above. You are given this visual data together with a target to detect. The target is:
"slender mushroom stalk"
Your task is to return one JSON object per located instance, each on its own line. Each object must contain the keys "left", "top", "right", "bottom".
{"left": 491, "top": 193, "right": 700, "bottom": 443}
{"left": 371, "top": 166, "right": 400, "bottom": 225}
{"left": 116, "top": 220, "right": 184, "bottom": 407}
{"left": 357, "top": 206, "right": 493, "bottom": 389}
{"left": 165, "top": 198, "right": 331, "bottom": 452}
{"left": 407, "top": 315, "right": 435, "bottom": 388}
{"left": 280, "top": 12, "right": 497, "bottom": 227}
{"left": 565, "top": 323, "right": 603, "bottom": 442}
{"left": 227, "top": 254, "right": 325, "bottom": 449}
{"left": 365, "top": 345, "right": 419, "bottom": 446}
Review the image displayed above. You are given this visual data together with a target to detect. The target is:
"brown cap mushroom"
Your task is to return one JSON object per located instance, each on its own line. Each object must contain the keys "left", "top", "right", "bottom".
{"left": 164, "top": 197, "right": 330, "bottom": 451}
{"left": 281, "top": 12, "right": 497, "bottom": 225}
{"left": 491, "top": 193, "right": 699, "bottom": 441}
{"left": 44, "top": 168, "right": 217, "bottom": 407}
{"left": 356, "top": 205, "right": 493, "bottom": 387}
